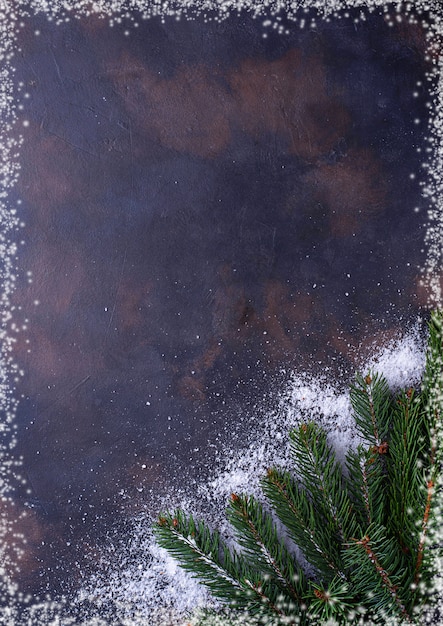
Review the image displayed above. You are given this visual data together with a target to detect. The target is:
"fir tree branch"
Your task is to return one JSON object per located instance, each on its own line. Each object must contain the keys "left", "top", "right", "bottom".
{"left": 154, "top": 310, "right": 443, "bottom": 625}
{"left": 421, "top": 311, "right": 443, "bottom": 418}
{"left": 262, "top": 467, "right": 346, "bottom": 582}
{"left": 350, "top": 373, "right": 392, "bottom": 447}
{"left": 305, "top": 576, "right": 354, "bottom": 624}
{"left": 412, "top": 311, "right": 443, "bottom": 588}
{"left": 414, "top": 478, "right": 434, "bottom": 586}
{"left": 347, "top": 373, "right": 393, "bottom": 534}
{"left": 154, "top": 511, "right": 250, "bottom": 608}
{"left": 155, "top": 511, "right": 298, "bottom": 622}
{"left": 345, "top": 524, "right": 412, "bottom": 622}
{"left": 346, "top": 445, "right": 385, "bottom": 529}
{"left": 412, "top": 410, "right": 440, "bottom": 588}
{"left": 356, "top": 536, "right": 410, "bottom": 622}
{"left": 289, "top": 423, "right": 357, "bottom": 543}
{"left": 386, "top": 389, "right": 427, "bottom": 560}
{"left": 227, "top": 493, "right": 306, "bottom": 607}
{"left": 241, "top": 578, "right": 285, "bottom": 619}
{"left": 358, "top": 454, "right": 371, "bottom": 525}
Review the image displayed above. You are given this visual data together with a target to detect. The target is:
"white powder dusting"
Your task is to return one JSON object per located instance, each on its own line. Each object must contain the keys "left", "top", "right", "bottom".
{"left": 203, "top": 319, "right": 427, "bottom": 502}
{"left": 76, "top": 538, "right": 212, "bottom": 624}
{"left": 364, "top": 322, "right": 427, "bottom": 391}
{"left": 74, "top": 323, "right": 429, "bottom": 625}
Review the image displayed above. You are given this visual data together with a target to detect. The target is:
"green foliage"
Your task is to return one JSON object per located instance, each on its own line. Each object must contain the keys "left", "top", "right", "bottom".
{"left": 154, "top": 311, "right": 443, "bottom": 625}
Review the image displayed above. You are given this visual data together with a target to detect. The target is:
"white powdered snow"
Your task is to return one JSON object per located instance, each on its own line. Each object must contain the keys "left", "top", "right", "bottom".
{"left": 76, "top": 322, "right": 428, "bottom": 625}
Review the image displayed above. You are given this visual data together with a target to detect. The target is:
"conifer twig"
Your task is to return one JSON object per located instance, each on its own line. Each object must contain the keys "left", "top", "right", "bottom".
{"left": 344, "top": 523, "right": 412, "bottom": 623}
{"left": 154, "top": 310, "right": 443, "bottom": 625}
{"left": 228, "top": 493, "right": 305, "bottom": 605}
{"left": 262, "top": 467, "right": 346, "bottom": 581}
{"left": 414, "top": 477, "right": 435, "bottom": 586}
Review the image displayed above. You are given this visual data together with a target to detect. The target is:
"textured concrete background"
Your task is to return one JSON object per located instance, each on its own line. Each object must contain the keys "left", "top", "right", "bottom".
{"left": 7, "top": 5, "right": 430, "bottom": 602}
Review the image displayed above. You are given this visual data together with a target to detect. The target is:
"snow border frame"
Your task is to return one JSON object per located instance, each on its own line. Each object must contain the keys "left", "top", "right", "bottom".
{"left": 0, "top": 0, "right": 442, "bottom": 623}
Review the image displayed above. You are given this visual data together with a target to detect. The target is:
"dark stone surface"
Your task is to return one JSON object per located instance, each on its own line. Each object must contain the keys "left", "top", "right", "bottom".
{"left": 6, "top": 5, "right": 430, "bottom": 602}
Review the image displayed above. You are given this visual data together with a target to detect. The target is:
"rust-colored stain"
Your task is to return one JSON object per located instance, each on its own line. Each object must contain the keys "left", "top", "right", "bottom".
{"left": 306, "top": 148, "right": 387, "bottom": 237}
{"left": 109, "top": 53, "right": 232, "bottom": 158}
{"left": 177, "top": 339, "right": 223, "bottom": 402}
{"left": 258, "top": 281, "right": 307, "bottom": 358}
{"left": 19, "top": 129, "right": 85, "bottom": 213}
{"left": 229, "top": 49, "right": 350, "bottom": 160}
{"left": 110, "top": 48, "right": 350, "bottom": 162}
